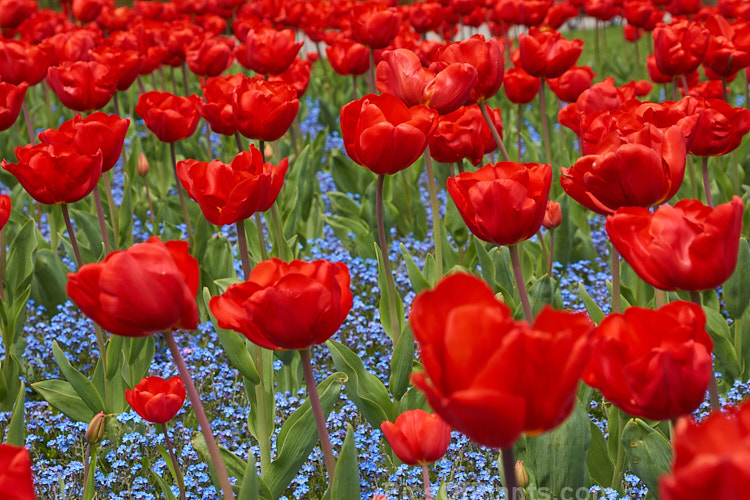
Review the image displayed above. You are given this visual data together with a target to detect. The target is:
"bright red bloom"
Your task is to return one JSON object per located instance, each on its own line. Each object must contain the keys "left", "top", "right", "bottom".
{"left": 653, "top": 20, "right": 709, "bottom": 77}
{"left": 665, "top": 0, "right": 702, "bottom": 16}
{"left": 495, "top": 0, "right": 553, "bottom": 27}
{"left": 72, "top": 0, "right": 107, "bottom": 22}
{"left": 447, "top": 161, "right": 551, "bottom": 246}
{"left": 583, "top": 0, "right": 623, "bottom": 21}
{"left": 340, "top": 92, "right": 437, "bottom": 176}
{"left": 0, "top": 39, "right": 54, "bottom": 86}
{"left": 245, "top": 24, "right": 302, "bottom": 76}
{"left": 0, "top": 78, "right": 27, "bottom": 132}
{"left": 606, "top": 196, "right": 744, "bottom": 291}
{"left": 381, "top": 409, "right": 451, "bottom": 465}
{"left": 136, "top": 91, "right": 201, "bottom": 143}
{"left": 659, "top": 398, "right": 750, "bottom": 500}
{"left": 0, "top": 444, "right": 35, "bottom": 500}
{"left": 584, "top": 301, "right": 713, "bottom": 421}
{"left": 429, "top": 104, "right": 485, "bottom": 166}
{"left": 186, "top": 34, "right": 235, "bottom": 77}
{"left": 67, "top": 237, "right": 199, "bottom": 337}
{"left": 90, "top": 45, "right": 142, "bottom": 92}
{"left": 647, "top": 54, "right": 676, "bottom": 84}
{"left": 176, "top": 147, "right": 288, "bottom": 226}
{"left": 432, "top": 34, "right": 504, "bottom": 103}
{"left": 623, "top": 0, "right": 662, "bottom": 30}
{"left": 519, "top": 27, "right": 584, "bottom": 79}
{"left": 410, "top": 273, "right": 594, "bottom": 449}
{"left": 0, "top": 0, "right": 37, "bottom": 29}
{"left": 209, "top": 258, "right": 352, "bottom": 350}
{"left": 268, "top": 56, "right": 314, "bottom": 99}
{"left": 376, "top": 48, "right": 477, "bottom": 115}
{"left": 326, "top": 38, "right": 370, "bottom": 76}
{"left": 125, "top": 375, "right": 186, "bottom": 424}
{"left": 542, "top": 1, "right": 579, "bottom": 29}
{"left": 351, "top": 1, "right": 401, "bottom": 50}
{"left": 548, "top": 66, "right": 595, "bottom": 103}
{"left": 503, "top": 66, "right": 541, "bottom": 105}
{"left": 46, "top": 60, "right": 118, "bottom": 112}
{"left": 38, "top": 113, "right": 129, "bottom": 172}
{"left": 703, "top": 14, "right": 750, "bottom": 78}
{"left": 2, "top": 143, "right": 102, "bottom": 205}
{"left": 197, "top": 74, "right": 243, "bottom": 136}
{"left": 409, "top": 1, "right": 443, "bottom": 33}
{"left": 0, "top": 194, "right": 9, "bottom": 231}
{"left": 543, "top": 200, "right": 562, "bottom": 229}
{"left": 689, "top": 98, "right": 750, "bottom": 157}
{"left": 232, "top": 76, "right": 299, "bottom": 142}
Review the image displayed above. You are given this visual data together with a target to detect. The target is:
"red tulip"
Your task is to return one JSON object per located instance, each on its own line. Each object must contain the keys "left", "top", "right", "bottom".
{"left": 197, "top": 74, "right": 244, "bottom": 136}
{"left": 584, "top": 301, "right": 713, "bottom": 420}
{"left": 411, "top": 272, "right": 594, "bottom": 449}
{"left": 0, "top": 444, "right": 35, "bottom": 500}
{"left": 548, "top": 65, "right": 595, "bottom": 103}
{"left": 542, "top": 1, "right": 580, "bottom": 30}
{"left": 380, "top": 409, "right": 451, "bottom": 465}
{"left": 38, "top": 113, "right": 130, "bottom": 172}
{"left": 186, "top": 34, "right": 235, "bottom": 77}
{"left": 268, "top": 56, "right": 314, "bottom": 99}
{"left": 66, "top": 237, "right": 199, "bottom": 337}
{"left": 519, "top": 27, "right": 583, "bottom": 79}
{"left": 429, "top": 104, "right": 485, "bottom": 166}
{"left": 90, "top": 45, "right": 142, "bottom": 92}
{"left": 0, "top": 0, "right": 37, "bottom": 29}
{"left": 209, "top": 258, "right": 352, "bottom": 350}
{"left": 665, "top": 0, "right": 702, "bottom": 16}
{"left": 606, "top": 196, "right": 744, "bottom": 291}
{"left": 647, "top": 54, "right": 676, "bottom": 84}
{"left": 543, "top": 200, "right": 562, "bottom": 229}
{"left": 447, "top": 161, "right": 552, "bottom": 246}
{"left": 583, "top": 0, "right": 622, "bottom": 21}
{"left": 351, "top": 1, "right": 401, "bottom": 50}
{"left": 72, "top": 0, "right": 107, "bottom": 22}
{"left": 495, "top": 0, "right": 553, "bottom": 27}
{"left": 46, "top": 60, "right": 118, "bottom": 112}
{"left": 0, "top": 39, "right": 54, "bottom": 86}
{"left": 653, "top": 20, "right": 709, "bottom": 77}
{"left": 326, "top": 38, "right": 370, "bottom": 77}
{"left": 432, "top": 34, "right": 504, "bottom": 103}
{"left": 340, "top": 92, "right": 437, "bottom": 176}
{"left": 659, "top": 398, "right": 750, "bottom": 500}
{"left": 0, "top": 78, "right": 27, "bottom": 132}
{"left": 480, "top": 105, "right": 505, "bottom": 155}
{"left": 409, "top": 1, "right": 443, "bottom": 34}
{"left": 623, "top": 0, "right": 663, "bottom": 30}
{"left": 232, "top": 76, "right": 299, "bottom": 142}
{"left": 0, "top": 194, "right": 9, "bottom": 231}
{"left": 245, "top": 24, "right": 302, "bottom": 76}
{"left": 703, "top": 15, "right": 750, "bottom": 78}
{"left": 136, "top": 91, "right": 201, "bottom": 143}
{"left": 125, "top": 375, "right": 186, "bottom": 424}
{"left": 2, "top": 143, "right": 102, "bottom": 205}
{"left": 47, "top": 29, "right": 100, "bottom": 64}
{"left": 176, "top": 147, "right": 287, "bottom": 226}
{"left": 689, "top": 97, "right": 750, "bottom": 157}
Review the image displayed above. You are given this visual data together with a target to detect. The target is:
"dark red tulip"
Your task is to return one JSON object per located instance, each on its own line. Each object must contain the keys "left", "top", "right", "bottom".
{"left": 0, "top": 444, "right": 35, "bottom": 500}
{"left": 326, "top": 38, "right": 370, "bottom": 76}
{"left": 90, "top": 45, "right": 142, "bottom": 92}
{"left": 429, "top": 104, "right": 485, "bottom": 166}
{"left": 381, "top": 409, "right": 451, "bottom": 465}
{"left": 542, "top": 1, "right": 580, "bottom": 30}
{"left": 46, "top": 60, "right": 118, "bottom": 112}
{"left": 409, "top": 1, "right": 443, "bottom": 33}
{"left": 351, "top": 1, "right": 401, "bottom": 50}
{"left": 689, "top": 97, "right": 750, "bottom": 157}
{"left": 72, "top": 0, "right": 107, "bottom": 22}
{"left": 583, "top": 0, "right": 623, "bottom": 21}
{"left": 125, "top": 375, "right": 186, "bottom": 424}
{"left": 268, "top": 56, "right": 314, "bottom": 99}
{"left": 703, "top": 14, "right": 750, "bottom": 78}
{"left": 197, "top": 74, "right": 244, "bottom": 136}
{"left": 232, "top": 76, "right": 299, "bottom": 142}
{"left": 503, "top": 66, "right": 541, "bottom": 105}
{"left": 519, "top": 27, "right": 583, "bottom": 79}
{"left": 0, "top": 38, "right": 55, "bottom": 85}
{"left": 432, "top": 34, "right": 504, "bottom": 103}
{"left": 548, "top": 65, "right": 595, "bottom": 103}
{"left": 623, "top": 0, "right": 663, "bottom": 30}
{"left": 653, "top": 20, "right": 709, "bottom": 77}
{"left": 665, "top": 0, "right": 702, "bottom": 16}
{"left": 245, "top": 24, "right": 302, "bottom": 76}
{"left": 0, "top": 78, "right": 27, "bottom": 132}
{"left": 0, "top": 0, "right": 37, "bottom": 29}
{"left": 46, "top": 28, "right": 100, "bottom": 63}
{"left": 136, "top": 91, "right": 201, "bottom": 143}
{"left": 186, "top": 34, "right": 235, "bottom": 77}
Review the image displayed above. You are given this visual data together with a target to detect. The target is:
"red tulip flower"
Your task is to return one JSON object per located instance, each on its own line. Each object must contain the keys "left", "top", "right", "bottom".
{"left": 0, "top": 0, "right": 37, "bottom": 29}
{"left": 66, "top": 237, "right": 199, "bottom": 337}
{"left": 653, "top": 20, "right": 709, "bottom": 77}
{"left": 38, "top": 113, "right": 130, "bottom": 172}
{"left": 703, "top": 15, "right": 750, "bottom": 79}
{"left": 519, "top": 27, "right": 584, "bottom": 79}
{"left": 326, "top": 38, "right": 370, "bottom": 76}
{"left": 543, "top": 200, "right": 562, "bottom": 230}
{"left": 232, "top": 76, "right": 299, "bottom": 142}
{"left": 0, "top": 194, "right": 9, "bottom": 231}
{"left": 381, "top": 409, "right": 451, "bottom": 465}
{"left": 623, "top": 0, "right": 663, "bottom": 30}
{"left": 72, "top": 0, "right": 107, "bottom": 22}
{"left": 542, "top": 1, "right": 580, "bottom": 30}
{"left": 46, "top": 60, "right": 118, "bottom": 112}
{"left": 447, "top": 161, "right": 552, "bottom": 246}
{"left": 0, "top": 444, "right": 35, "bottom": 500}
{"left": 429, "top": 104, "right": 486, "bottom": 166}
{"left": 503, "top": 67, "right": 541, "bottom": 105}
{"left": 340, "top": 92, "right": 438, "bottom": 176}
{"left": 659, "top": 398, "right": 750, "bottom": 500}
{"left": 90, "top": 45, "right": 142, "bottom": 92}
{"left": 495, "top": 0, "right": 553, "bottom": 27}
{"left": 268, "top": 56, "right": 314, "bottom": 99}
{"left": 136, "top": 91, "right": 201, "bottom": 143}
{"left": 584, "top": 301, "right": 713, "bottom": 421}
{"left": 125, "top": 375, "right": 186, "bottom": 424}
{"left": 351, "top": 1, "right": 401, "bottom": 50}
{"left": 197, "top": 74, "right": 244, "bottom": 136}
{"left": 209, "top": 258, "right": 352, "bottom": 350}
{"left": 245, "top": 24, "right": 302, "bottom": 76}
{"left": 689, "top": 98, "right": 750, "bottom": 157}
{"left": 583, "top": 0, "right": 622, "bottom": 21}
{"left": 176, "top": 147, "right": 288, "bottom": 226}
{"left": 411, "top": 272, "right": 594, "bottom": 449}
{"left": 0, "top": 78, "right": 27, "bottom": 132}
{"left": 2, "top": 143, "right": 102, "bottom": 205}
{"left": 548, "top": 66, "right": 595, "bottom": 103}
{"left": 186, "top": 35, "right": 235, "bottom": 77}
{"left": 606, "top": 196, "right": 744, "bottom": 291}
{"left": 409, "top": 1, "right": 444, "bottom": 34}
{"left": 432, "top": 34, "right": 504, "bottom": 103}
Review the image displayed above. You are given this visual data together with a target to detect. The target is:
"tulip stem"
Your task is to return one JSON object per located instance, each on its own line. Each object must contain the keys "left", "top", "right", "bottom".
{"left": 170, "top": 143, "right": 194, "bottom": 247}
{"left": 735, "top": 316, "right": 744, "bottom": 375}
{"left": 611, "top": 245, "right": 621, "bottom": 314}
{"left": 701, "top": 157, "right": 714, "bottom": 208}
{"left": 377, "top": 174, "right": 401, "bottom": 341}
{"left": 690, "top": 291, "right": 721, "bottom": 411}
{"left": 368, "top": 50, "right": 376, "bottom": 94}
{"left": 422, "top": 465, "right": 433, "bottom": 500}
{"left": 300, "top": 348, "right": 336, "bottom": 483}
{"left": 270, "top": 204, "right": 287, "bottom": 261}
{"left": 0, "top": 228, "right": 6, "bottom": 301}
{"left": 182, "top": 62, "right": 189, "bottom": 97}
{"left": 501, "top": 447, "right": 519, "bottom": 500}
{"left": 161, "top": 423, "right": 187, "bottom": 500}
{"left": 143, "top": 177, "right": 157, "bottom": 231}
{"left": 423, "top": 149, "right": 443, "bottom": 278}
{"left": 480, "top": 104, "right": 510, "bottom": 162}
{"left": 92, "top": 188, "right": 112, "bottom": 254}
{"left": 721, "top": 77, "right": 728, "bottom": 103}
{"left": 61, "top": 203, "right": 83, "bottom": 268}
{"left": 82, "top": 443, "right": 93, "bottom": 498}
{"left": 538, "top": 230, "right": 550, "bottom": 274}
{"left": 21, "top": 101, "right": 36, "bottom": 145}
{"left": 548, "top": 230, "right": 554, "bottom": 276}
{"left": 253, "top": 344, "right": 272, "bottom": 474}
{"left": 509, "top": 244, "right": 533, "bottom": 322}
{"left": 538, "top": 80, "right": 552, "bottom": 165}
{"left": 254, "top": 213, "right": 269, "bottom": 261}
{"left": 672, "top": 79, "right": 678, "bottom": 101}
{"left": 163, "top": 330, "right": 235, "bottom": 500}
{"left": 352, "top": 75, "right": 358, "bottom": 101}
{"left": 102, "top": 174, "right": 119, "bottom": 249}
{"left": 517, "top": 104, "right": 523, "bottom": 161}
{"left": 235, "top": 220, "right": 252, "bottom": 280}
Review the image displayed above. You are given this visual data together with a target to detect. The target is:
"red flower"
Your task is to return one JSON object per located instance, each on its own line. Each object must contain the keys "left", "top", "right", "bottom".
{"left": 0, "top": 78, "right": 27, "bottom": 132}
{"left": 90, "top": 45, "right": 142, "bottom": 92}
{"left": 623, "top": 0, "right": 663, "bottom": 30}
{"left": 2, "top": 143, "right": 102, "bottom": 204}
{"left": 232, "top": 76, "right": 299, "bottom": 142}
{"left": 125, "top": 375, "right": 186, "bottom": 424}
{"left": 703, "top": 14, "right": 750, "bottom": 78}
{"left": 429, "top": 104, "right": 485, "bottom": 166}
{"left": 447, "top": 161, "right": 552, "bottom": 246}
{"left": 653, "top": 20, "right": 709, "bottom": 77}
{"left": 66, "top": 237, "right": 199, "bottom": 337}
{"left": 209, "top": 258, "right": 352, "bottom": 350}
{"left": 543, "top": 200, "right": 561, "bottom": 229}
{"left": 380, "top": 409, "right": 451, "bottom": 465}
{"left": 0, "top": 194, "right": 9, "bottom": 231}
{"left": 543, "top": 1, "right": 579, "bottom": 29}
{"left": 548, "top": 65, "right": 595, "bottom": 103}
{"left": 519, "top": 27, "right": 583, "bottom": 79}
{"left": 176, "top": 147, "right": 288, "bottom": 226}
{"left": 340, "top": 92, "right": 437, "bottom": 176}
{"left": 197, "top": 74, "right": 244, "bottom": 136}
{"left": 584, "top": 301, "right": 713, "bottom": 421}
{"left": 583, "top": 0, "right": 623, "bottom": 21}
{"left": 0, "top": 0, "right": 36, "bottom": 29}
{"left": 186, "top": 34, "right": 235, "bottom": 77}
{"left": 72, "top": 0, "right": 107, "bottom": 22}
{"left": 408, "top": 1, "right": 444, "bottom": 34}
{"left": 432, "top": 34, "right": 504, "bottom": 103}
{"left": 495, "top": 0, "right": 553, "bottom": 27}
{"left": 326, "top": 38, "right": 370, "bottom": 77}
{"left": 659, "top": 398, "right": 750, "bottom": 500}
{"left": 503, "top": 66, "right": 541, "bottom": 105}
{"left": 351, "top": 1, "right": 401, "bottom": 50}
{"left": 135, "top": 91, "right": 201, "bottom": 143}
{"left": 606, "top": 197, "right": 744, "bottom": 291}
{"left": 0, "top": 444, "right": 35, "bottom": 500}
{"left": 245, "top": 24, "right": 302, "bottom": 76}
{"left": 689, "top": 97, "right": 750, "bottom": 157}
{"left": 38, "top": 113, "right": 130, "bottom": 172}
{"left": 46, "top": 60, "right": 118, "bottom": 112}
{"left": 410, "top": 273, "right": 594, "bottom": 449}
{"left": 268, "top": 56, "right": 314, "bottom": 99}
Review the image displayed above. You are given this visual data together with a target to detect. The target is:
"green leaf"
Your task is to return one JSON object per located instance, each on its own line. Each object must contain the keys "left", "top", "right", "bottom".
{"left": 30, "top": 249, "right": 70, "bottom": 312}
{"left": 389, "top": 326, "right": 414, "bottom": 401}
{"left": 586, "top": 420, "right": 614, "bottom": 487}
{"left": 52, "top": 341, "right": 106, "bottom": 414}
{"left": 327, "top": 340, "right": 393, "bottom": 427}
{"left": 620, "top": 418, "right": 672, "bottom": 494}
{"left": 724, "top": 238, "right": 750, "bottom": 319}
{"left": 400, "top": 243, "right": 431, "bottom": 293}
{"left": 578, "top": 283, "right": 605, "bottom": 325}
{"left": 150, "top": 471, "right": 178, "bottom": 500}
{"left": 238, "top": 450, "right": 260, "bottom": 500}
{"left": 83, "top": 445, "right": 98, "bottom": 500}
{"left": 704, "top": 307, "right": 741, "bottom": 379}
{"left": 527, "top": 275, "right": 562, "bottom": 316}
{"left": 324, "top": 215, "right": 376, "bottom": 260}
{"left": 436, "top": 482, "right": 448, "bottom": 500}
{"left": 31, "top": 379, "right": 95, "bottom": 423}
{"left": 474, "top": 237, "right": 497, "bottom": 290}
{"left": 6, "top": 219, "right": 36, "bottom": 301}
{"left": 6, "top": 381, "right": 25, "bottom": 447}
{"left": 374, "top": 243, "right": 404, "bottom": 341}
{"left": 106, "top": 335, "right": 124, "bottom": 380}
{"left": 331, "top": 424, "right": 361, "bottom": 500}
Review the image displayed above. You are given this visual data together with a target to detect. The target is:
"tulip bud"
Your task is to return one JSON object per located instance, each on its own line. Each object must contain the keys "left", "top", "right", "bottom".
{"left": 543, "top": 201, "right": 562, "bottom": 230}
{"left": 137, "top": 153, "right": 149, "bottom": 176}
{"left": 263, "top": 142, "right": 274, "bottom": 161}
{"left": 86, "top": 412, "right": 106, "bottom": 444}
{"left": 514, "top": 460, "right": 530, "bottom": 488}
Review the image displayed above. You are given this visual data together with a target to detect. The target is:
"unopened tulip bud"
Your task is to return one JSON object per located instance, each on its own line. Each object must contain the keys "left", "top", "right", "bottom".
{"left": 263, "top": 142, "right": 274, "bottom": 161}
{"left": 515, "top": 460, "right": 529, "bottom": 488}
{"left": 543, "top": 201, "right": 562, "bottom": 230}
{"left": 86, "top": 412, "right": 106, "bottom": 444}
{"left": 137, "top": 153, "right": 149, "bottom": 176}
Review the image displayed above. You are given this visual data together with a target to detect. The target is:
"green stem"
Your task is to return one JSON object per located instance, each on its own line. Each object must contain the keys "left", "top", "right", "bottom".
{"left": 254, "top": 213, "right": 269, "bottom": 261}
{"left": 539, "top": 79, "right": 552, "bottom": 165}
{"left": 509, "top": 244, "right": 533, "bottom": 321}
{"left": 236, "top": 220, "right": 251, "bottom": 279}
{"left": 735, "top": 316, "right": 744, "bottom": 375}
{"left": 0, "top": 229, "right": 5, "bottom": 302}
{"left": 377, "top": 174, "right": 401, "bottom": 341}
{"left": 702, "top": 156, "right": 714, "bottom": 208}
{"left": 92, "top": 188, "right": 111, "bottom": 254}
{"left": 253, "top": 344, "right": 272, "bottom": 473}
{"left": 269, "top": 204, "right": 287, "bottom": 261}
{"left": 690, "top": 290, "right": 721, "bottom": 410}
{"left": 300, "top": 348, "right": 336, "bottom": 482}
{"left": 170, "top": 143, "right": 193, "bottom": 246}
{"left": 480, "top": 103, "right": 510, "bottom": 162}
{"left": 368, "top": 49, "right": 376, "bottom": 94}
{"left": 143, "top": 176, "right": 156, "bottom": 231}
{"left": 161, "top": 423, "right": 187, "bottom": 500}
{"left": 102, "top": 173, "right": 119, "bottom": 249}
{"left": 61, "top": 203, "right": 83, "bottom": 268}
{"left": 612, "top": 245, "right": 621, "bottom": 313}
{"left": 423, "top": 149, "right": 443, "bottom": 277}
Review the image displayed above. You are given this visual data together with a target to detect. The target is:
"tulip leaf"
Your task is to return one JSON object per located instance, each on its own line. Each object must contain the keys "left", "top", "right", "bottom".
{"left": 327, "top": 339, "right": 394, "bottom": 427}
{"left": 724, "top": 238, "right": 750, "bottom": 319}
{"left": 6, "top": 219, "right": 36, "bottom": 301}
{"left": 106, "top": 334, "right": 124, "bottom": 380}
{"left": 52, "top": 341, "right": 106, "bottom": 414}
{"left": 620, "top": 418, "right": 672, "bottom": 494}
{"left": 400, "top": 243, "right": 431, "bottom": 293}
{"left": 586, "top": 420, "right": 613, "bottom": 487}
{"left": 528, "top": 275, "right": 562, "bottom": 316}
{"left": 374, "top": 243, "right": 405, "bottom": 341}
{"left": 436, "top": 482, "right": 448, "bottom": 500}
{"left": 31, "top": 379, "right": 95, "bottom": 423}
{"left": 331, "top": 423, "right": 361, "bottom": 500}
{"left": 71, "top": 208, "right": 105, "bottom": 261}
{"left": 30, "top": 248, "right": 69, "bottom": 313}
{"left": 264, "top": 371, "right": 346, "bottom": 498}
{"left": 389, "top": 325, "right": 415, "bottom": 401}
{"left": 324, "top": 215, "right": 376, "bottom": 260}
{"left": 328, "top": 192, "right": 361, "bottom": 219}
{"left": 6, "top": 381, "right": 25, "bottom": 447}
{"left": 149, "top": 471, "right": 178, "bottom": 500}
{"left": 704, "top": 307, "right": 741, "bottom": 379}
{"left": 238, "top": 449, "right": 261, "bottom": 500}
{"left": 124, "top": 336, "right": 155, "bottom": 388}
{"left": 578, "top": 283, "right": 605, "bottom": 325}
{"left": 398, "top": 386, "right": 430, "bottom": 413}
